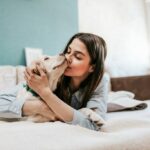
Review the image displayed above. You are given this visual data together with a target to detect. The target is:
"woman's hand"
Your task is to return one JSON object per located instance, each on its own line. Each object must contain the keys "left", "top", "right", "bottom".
{"left": 24, "top": 65, "right": 51, "bottom": 97}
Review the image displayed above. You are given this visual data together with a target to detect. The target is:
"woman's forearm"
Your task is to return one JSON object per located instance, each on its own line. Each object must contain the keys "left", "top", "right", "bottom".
{"left": 24, "top": 66, "right": 73, "bottom": 122}
{"left": 40, "top": 88, "right": 74, "bottom": 122}
{"left": 22, "top": 100, "right": 58, "bottom": 121}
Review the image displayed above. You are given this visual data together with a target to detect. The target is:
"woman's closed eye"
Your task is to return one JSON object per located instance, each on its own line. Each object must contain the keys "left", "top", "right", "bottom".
{"left": 75, "top": 54, "right": 82, "bottom": 60}
{"left": 65, "top": 47, "right": 83, "bottom": 60}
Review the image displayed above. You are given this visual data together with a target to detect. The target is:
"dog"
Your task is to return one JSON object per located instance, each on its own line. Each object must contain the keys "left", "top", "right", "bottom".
{"left": 17, "top": 54, "right": 68, "bottom": 122}
{"left": 17, "top": 54, "right": 106, "bottom": 128}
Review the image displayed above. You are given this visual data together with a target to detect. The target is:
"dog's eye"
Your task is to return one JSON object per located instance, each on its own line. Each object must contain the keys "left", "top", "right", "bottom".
{"left": 44, "top": 57, "right": 49, "bottom": 60}
{"left": 52, "top": 66, "right": 57, "bottom": 70}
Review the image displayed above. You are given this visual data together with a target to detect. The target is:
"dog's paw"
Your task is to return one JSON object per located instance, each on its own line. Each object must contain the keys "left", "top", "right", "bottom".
{"left": 79, "top": 108, "right": 106, "bottom": 128}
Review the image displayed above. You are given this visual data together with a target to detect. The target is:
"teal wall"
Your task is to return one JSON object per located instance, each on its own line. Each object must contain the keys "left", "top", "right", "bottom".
{"left": 0, "top": 0, "right": 78, "bottom": 65}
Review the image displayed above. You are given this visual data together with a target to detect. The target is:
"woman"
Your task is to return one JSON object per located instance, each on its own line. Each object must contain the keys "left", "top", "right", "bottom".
{"left": 0, "top": 33, "right": 109, "bottom": 131}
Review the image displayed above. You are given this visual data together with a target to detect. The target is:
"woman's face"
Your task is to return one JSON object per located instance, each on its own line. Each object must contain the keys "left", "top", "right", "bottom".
{"left": 64, "top": 38, "right": 94, "bottom": 80}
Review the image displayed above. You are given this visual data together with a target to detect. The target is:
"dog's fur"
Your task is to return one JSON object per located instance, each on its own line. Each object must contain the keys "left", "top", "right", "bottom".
{"left": 17, "top": 54, "right": 68, "bottom": 122}
{"left": 17, "top": 54, "right": 105, "bottom": 127}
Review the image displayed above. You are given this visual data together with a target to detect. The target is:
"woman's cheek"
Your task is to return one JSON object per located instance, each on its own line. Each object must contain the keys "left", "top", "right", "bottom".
{"left": 73, "top": 62, "right": 87, "bottom": 73}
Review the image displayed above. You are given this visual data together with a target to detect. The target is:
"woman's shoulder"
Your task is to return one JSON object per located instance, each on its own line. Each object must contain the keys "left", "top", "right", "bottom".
{"left": 102, "top": 72, "right": 110, "bottom": 83}
{"left": 94, "top": 72, "right": 110, "bottom": 93}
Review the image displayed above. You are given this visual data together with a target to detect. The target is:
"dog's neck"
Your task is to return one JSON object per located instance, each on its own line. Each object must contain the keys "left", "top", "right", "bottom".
{"left": 23, "top": 84, "right": 39, "bottom": 96}
{"left": 49, "top": 78, "right": 59, "bottom": 91}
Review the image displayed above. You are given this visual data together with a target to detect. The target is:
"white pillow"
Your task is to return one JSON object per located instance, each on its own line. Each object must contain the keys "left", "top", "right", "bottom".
{"left": 108, "top": 91, "right": 135, "bottom": 102}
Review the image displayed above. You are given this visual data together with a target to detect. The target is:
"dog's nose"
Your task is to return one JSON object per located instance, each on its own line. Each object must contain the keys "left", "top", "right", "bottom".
{"left": 65, "top": 56, "right": 72, "bottom": 64}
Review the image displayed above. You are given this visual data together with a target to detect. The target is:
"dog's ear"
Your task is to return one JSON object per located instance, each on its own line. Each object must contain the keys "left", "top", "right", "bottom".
{"left": 44, "top": 56, "right": 50, "bottom": 61}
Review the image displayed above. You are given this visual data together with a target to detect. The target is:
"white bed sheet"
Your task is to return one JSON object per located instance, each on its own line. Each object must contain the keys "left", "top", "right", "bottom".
{"left": 107, "top": 100, "right": 150, "bottom": 120}
{"left": 0, "top": 100, "right": 149, "bottom": 150}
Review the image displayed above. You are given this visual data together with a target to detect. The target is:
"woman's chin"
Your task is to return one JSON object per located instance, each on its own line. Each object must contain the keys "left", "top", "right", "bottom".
{"left": 64, "top": 68, "right": 70, "bottom": 74}
{"left": 64, "top": 70, "right": 72, "bottom": 76}
{"left": 64, "top": 72, "right": 70, "bottom": 76}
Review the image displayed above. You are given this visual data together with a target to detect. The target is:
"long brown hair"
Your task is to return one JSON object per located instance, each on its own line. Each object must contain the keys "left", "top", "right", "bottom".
{"left": 54, "top": 33, "right": 107, "bottom": 107}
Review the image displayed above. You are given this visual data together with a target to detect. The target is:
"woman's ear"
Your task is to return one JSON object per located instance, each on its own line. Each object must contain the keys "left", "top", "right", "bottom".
{"left": 89, "top": 65, "right": 95, "bottom": 73}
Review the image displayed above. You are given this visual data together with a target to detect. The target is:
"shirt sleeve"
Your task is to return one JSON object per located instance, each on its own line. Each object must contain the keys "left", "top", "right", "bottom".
{"left": 66, "top": 73, "right": 110, "bottom": 130}
{"left": 67, "top": 109, "right": 97, "bottom": 130}
{"left": 0, "top": 83, "right": 26, "bottom": 118}
{"left": 86, "top": 73, "right": 110, "bottom": 119}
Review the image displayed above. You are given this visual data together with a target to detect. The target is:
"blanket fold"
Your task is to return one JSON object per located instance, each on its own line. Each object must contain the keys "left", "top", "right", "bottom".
{"left": 107, "top": 102, "right": 147, "bottom": 112}
{"left": 107, "top": 91, "right": 148, "bottom": 112}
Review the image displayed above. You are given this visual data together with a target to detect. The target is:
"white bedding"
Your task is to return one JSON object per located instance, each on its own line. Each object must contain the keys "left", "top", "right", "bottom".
{"left": 107, "top": 100, "right": 150, "bottom": 120}
{"left": 0, "top": 100, "right": 150, "bottom": 150}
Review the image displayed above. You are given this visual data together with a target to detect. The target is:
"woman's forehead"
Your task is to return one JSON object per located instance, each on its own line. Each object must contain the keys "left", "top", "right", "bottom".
{"left": 69, "top": 39, "right": 88, "bottom": 54}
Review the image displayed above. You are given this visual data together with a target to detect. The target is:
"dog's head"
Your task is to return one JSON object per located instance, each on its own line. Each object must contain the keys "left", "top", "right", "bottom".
{"left": 30, "top": 54, "right": 68, "bottom": 91}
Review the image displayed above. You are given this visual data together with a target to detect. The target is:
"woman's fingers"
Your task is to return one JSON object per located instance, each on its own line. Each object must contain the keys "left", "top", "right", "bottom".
{"left": 26, "top": 67, "right": 33, "bottom": 76}
{"left": 25, "top": 65, "right": 45, "bottom": 80}
{"left": 24, "top": 67, "right": 36, "bottom": 85}
{"left": 36, "top": 65, "right": 45, "bottom": 77}
{"left": 24, "top": 69, "right": 30, "bottom": 79}
{"left": 24, "top": 67, "right": 39, "bottom": 79}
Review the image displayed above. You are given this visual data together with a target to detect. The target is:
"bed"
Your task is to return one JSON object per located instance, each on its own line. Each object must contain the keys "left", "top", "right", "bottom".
{"left": 0, "top": 100, "right": 149, "bottom": 150}
{"left": 0, "top": 66, "right": 150, "bottom": 150}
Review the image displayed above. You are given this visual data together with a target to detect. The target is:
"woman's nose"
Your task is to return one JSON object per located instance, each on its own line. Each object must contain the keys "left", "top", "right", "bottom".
{"left": 65, "top": 53, "right": 72, "bottom": 64}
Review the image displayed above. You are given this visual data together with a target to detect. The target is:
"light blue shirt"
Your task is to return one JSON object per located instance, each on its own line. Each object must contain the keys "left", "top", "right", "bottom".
{"left": 66, "top": 73, "right": 110, "bottom": 130}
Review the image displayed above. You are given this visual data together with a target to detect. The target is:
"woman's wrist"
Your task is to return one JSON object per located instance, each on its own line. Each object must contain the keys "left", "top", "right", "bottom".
{"left": 39, "top": 87, "right": 52, "bottom": 100}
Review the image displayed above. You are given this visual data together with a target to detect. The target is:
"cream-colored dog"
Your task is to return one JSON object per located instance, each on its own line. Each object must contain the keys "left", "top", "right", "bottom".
{"left": 17, "top": 54, "right": 106, "bottom": 127}
{"left": 17, "top": 54, "right": 68, "bottom": 122}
